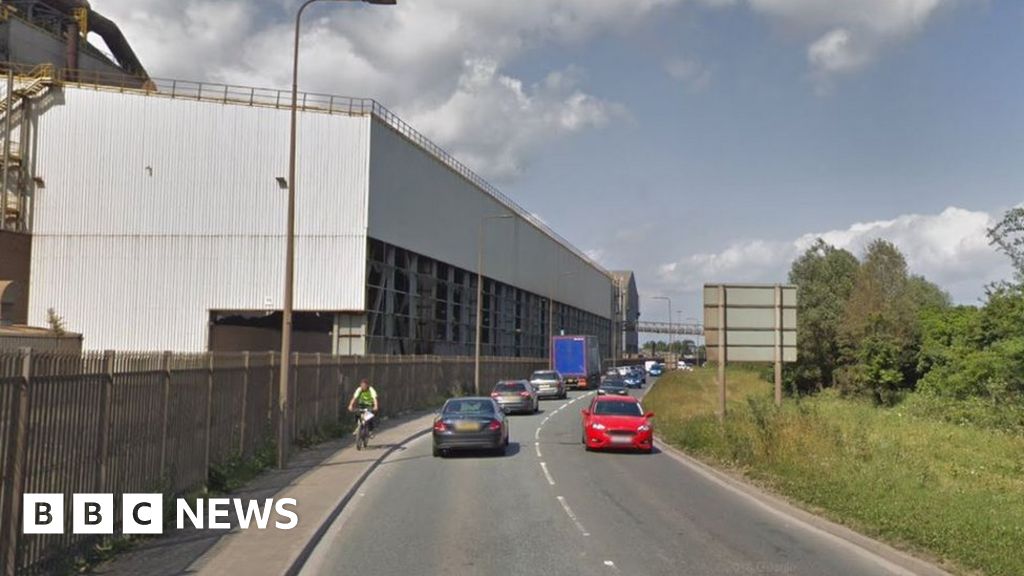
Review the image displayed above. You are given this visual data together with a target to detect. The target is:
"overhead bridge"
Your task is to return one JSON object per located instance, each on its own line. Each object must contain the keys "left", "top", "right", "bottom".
{"left": 635, "top": 321, "right": 703, "bottom": 336}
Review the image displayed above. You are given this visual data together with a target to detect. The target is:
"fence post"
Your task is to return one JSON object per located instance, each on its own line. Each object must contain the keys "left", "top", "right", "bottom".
{"left": 239, "top": 352, "right": 250, "bottom": 456}
{"left": 159, "top": 351, "right": 171, "bottom": 480}
{"left": 95, "top": 350, "right": 115, "bottom": 492}
{"left": 314, "top": 353, "right": 322, "bottom": 431}
{"left": 1, "top": 349, "right": 31, "bottom": 576}
{"left": 204, "top": 354, "right": 214, "bottom": 489}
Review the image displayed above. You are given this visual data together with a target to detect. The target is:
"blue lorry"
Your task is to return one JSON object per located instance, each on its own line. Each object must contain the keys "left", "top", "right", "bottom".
{"left": 551, "top": 335, "right": 602, "bottom": 390}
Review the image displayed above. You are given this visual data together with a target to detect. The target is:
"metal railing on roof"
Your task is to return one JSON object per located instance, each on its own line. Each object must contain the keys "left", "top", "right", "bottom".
{"left": 0, "top": 61, "right": 611, "bottom": 278}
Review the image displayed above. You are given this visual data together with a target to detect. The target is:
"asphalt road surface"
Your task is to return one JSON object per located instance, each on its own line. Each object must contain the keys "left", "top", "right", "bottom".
{"left": 302, "top": 383, "right": 916, "bottom": 576}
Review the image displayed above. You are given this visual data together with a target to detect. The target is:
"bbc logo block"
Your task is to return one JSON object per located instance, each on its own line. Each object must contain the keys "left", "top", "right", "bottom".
{"left": 22, "top": 494, "right": 296, "bottom": 535}
{"left": 24, "top": 493, "right": 163, "bottom": 535}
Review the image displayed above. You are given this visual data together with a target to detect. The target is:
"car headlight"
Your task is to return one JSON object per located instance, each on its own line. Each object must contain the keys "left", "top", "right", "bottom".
{"left": 591, "top": 422, "right": 607, "bottom": 430}
{"left": 637, "top": 424, "right": 651, "bottom": 432}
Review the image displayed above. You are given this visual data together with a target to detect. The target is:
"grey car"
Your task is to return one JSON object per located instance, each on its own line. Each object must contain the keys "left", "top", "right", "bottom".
{"left": 490, "top": 380, "right": 539, "bottom": 414}
{"left": 529, "top": 370, "right": 567, "bottom": 400}
{"left": 433, "top": 397, "right": 509, "bottom": 457}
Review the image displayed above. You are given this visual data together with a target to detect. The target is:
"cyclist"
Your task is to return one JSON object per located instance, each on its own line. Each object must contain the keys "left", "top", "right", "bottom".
{"left": 347, "top": 379, "right": 379, "bottom": 436}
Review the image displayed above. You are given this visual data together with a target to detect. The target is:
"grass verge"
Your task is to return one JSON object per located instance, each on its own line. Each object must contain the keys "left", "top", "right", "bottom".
{"left": 644, "top": 367, "right": 1024, "bottom": 576}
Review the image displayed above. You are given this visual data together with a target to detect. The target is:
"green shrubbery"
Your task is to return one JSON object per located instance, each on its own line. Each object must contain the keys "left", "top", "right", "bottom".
{"left": 786, "top": 208, "right": 1024, "bottom": 414}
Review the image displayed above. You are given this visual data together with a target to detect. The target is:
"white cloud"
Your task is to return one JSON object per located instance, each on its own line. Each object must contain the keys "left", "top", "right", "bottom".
{"left": 744, "top": 0, "right": 958, "bottom": 82}
{"left": 664, "top": 57, "right": 712, "bottom": 92}
{"left": 656, "top": 207, "right": 1013, "bottom": 304}
{"left": 91, "top": 0, "right": 675, "bottom": 180}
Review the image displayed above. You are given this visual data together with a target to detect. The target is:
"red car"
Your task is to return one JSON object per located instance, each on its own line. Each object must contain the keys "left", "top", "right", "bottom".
{"left": 580, "top": 395, "right": 654, "bottom": 453}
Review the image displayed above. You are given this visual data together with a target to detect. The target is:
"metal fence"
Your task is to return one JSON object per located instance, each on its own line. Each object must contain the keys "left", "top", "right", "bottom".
{"left": 0, "top": 350, "right": 545, "bottom": 575}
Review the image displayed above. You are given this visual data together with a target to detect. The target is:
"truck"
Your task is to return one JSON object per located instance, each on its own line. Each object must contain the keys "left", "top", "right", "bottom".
{"left": 551, "top": 335, "right": 602, "bottom": 390}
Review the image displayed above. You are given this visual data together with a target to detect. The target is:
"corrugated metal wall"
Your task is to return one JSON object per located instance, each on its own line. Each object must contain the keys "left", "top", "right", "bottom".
{"left": 28, "top": 88, "right": 371, "bottom": 350}
{"left": 367, "top": 119, "right": 612, "bottom": 319}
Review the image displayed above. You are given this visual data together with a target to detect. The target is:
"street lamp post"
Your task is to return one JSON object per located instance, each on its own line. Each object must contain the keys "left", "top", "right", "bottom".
{"left": 474, "top": 214, "right": 513, "bottom": 395}
{"left": 279, "top": 0, "right": 396, "bottom": 468}
{"left": 652, "top": 296, "right": 672, "bottom": 359}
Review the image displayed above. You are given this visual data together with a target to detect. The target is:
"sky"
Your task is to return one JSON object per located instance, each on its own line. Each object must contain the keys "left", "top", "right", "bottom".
{"left": 90, "top": 0, "right": 1023, "bottom": 326}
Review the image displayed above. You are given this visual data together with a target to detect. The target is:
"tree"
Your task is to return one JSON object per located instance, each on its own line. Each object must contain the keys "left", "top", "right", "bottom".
{"left": 988, "top": 206, "right": 1024, "bottom": 283}
{"left": 837, "top": 240, "right": 948, "bottom": 403}
{"left": 787, "top": 239, "right": 860, "bottom": 392}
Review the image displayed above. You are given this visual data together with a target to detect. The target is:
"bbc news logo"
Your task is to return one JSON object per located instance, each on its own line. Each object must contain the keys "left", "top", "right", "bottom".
{"left": 23, "top": 494, "right": 298, "bottom": 534}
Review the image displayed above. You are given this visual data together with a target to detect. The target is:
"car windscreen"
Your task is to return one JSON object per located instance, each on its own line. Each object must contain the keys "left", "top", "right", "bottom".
{"left": 443, "top": 400, "right": 496, "bottom": 416}
{"left": 602, "top": 378, "right": 625, "bottom": 386}
{"left": 493, "top": 382, "right": 525, "bottom": 393}
{"left": 593, "top": 401, "right": 643, "bottom": 417}
{"left": 531, "top": 371, "right": 558, "bottom": 380}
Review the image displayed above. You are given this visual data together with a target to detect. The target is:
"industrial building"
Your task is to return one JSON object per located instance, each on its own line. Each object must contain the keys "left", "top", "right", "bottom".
{"left": 0, "top": 72, "right": 615, "bottom": 358}
{"left": 611, "top": 271, "right": 640, "bottom": 355}
{"left": 0, "top": 1, "right": 617, "bottom": 358}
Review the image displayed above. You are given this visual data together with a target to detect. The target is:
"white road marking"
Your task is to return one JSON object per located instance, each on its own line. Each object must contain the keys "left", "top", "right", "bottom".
{"left": 535, "top": 442, "right": 542, "bottom": 458}
{"left": 556, "top": 496, "right": 589, "bottom": 537}
{"left": 534, "top": 427, "right": 541, "bottom": 440}
{"left": 539, "top": 461, "right": 556, "bottom": 485}
{"left": 604, "top": 560, "right": 615, "bottom": 567}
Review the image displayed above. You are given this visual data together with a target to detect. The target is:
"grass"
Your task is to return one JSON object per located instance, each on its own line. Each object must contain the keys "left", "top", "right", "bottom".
{"left": 645, "top": 367, "right": 1024, "bottom": 576}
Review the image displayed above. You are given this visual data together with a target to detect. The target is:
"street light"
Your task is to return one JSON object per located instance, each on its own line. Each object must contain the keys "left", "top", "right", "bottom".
{"left": 474, "top": 213, "right": 513, "bottom": 395}
{"left": 278, "top": 0, "right": 396, "bottom": 468}
{"left": 652, "top": 296, "right": 672, "bottom": 356}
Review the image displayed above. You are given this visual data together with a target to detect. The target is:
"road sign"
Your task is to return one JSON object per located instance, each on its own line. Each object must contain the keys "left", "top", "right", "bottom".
{"left": 703, "top": 284, "right": 797, "bottom": 363}
{"left": 703, "top": 283, "right": 798, "bottom": 415}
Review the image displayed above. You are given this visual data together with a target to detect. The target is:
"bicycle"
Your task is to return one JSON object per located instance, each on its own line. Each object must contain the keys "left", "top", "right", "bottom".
{"left": 353, "top": 408, "right": 374, "bottom": 450}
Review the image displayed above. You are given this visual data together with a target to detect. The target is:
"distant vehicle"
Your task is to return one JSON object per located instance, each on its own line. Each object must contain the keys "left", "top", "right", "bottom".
{"left": 615, "top": 366, "right": 632, "bottom": 376}
{"left": 623, "top": 371, "right": 642, "bottom": 389}
{"left": 529, "top": 370, "right": 567, "bottom": 400}
{"left": 551, "top": 335, "right": 602, "bottom": 390}
{"left": 581, "top": 395, "right": 654, "bottom": 453}
{"left": 490, "top": 380, "right": 539, "bottom": 414}
{"left": 644, "top": 360, "right": 658, "bottom": 373}
{"left": 597, "top": 375, "right": 630, "bottom": 396}
{"left": 648, "top": 364, "right": 664, "bottom": 377}
{"left": 629, "top": 366, "right": 646, "bottom": 385}
{"left": 433, "top": 397, "right": 509, "bottom": 457}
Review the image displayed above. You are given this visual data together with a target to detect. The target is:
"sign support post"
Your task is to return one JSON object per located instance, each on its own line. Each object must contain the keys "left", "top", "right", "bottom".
{"left": 774, "top": 284, "right": 783, "bottom": 407}
{"left": 717, "top": 284, "right": 726, "bottom": 422}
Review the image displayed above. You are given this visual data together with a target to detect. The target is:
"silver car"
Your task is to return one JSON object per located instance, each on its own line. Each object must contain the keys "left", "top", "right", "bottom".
{"left": 490, "top": 379, "right": 539, "bottom": 414}
{"left": 529, "top": 370, "right": 567, "bottom": 400}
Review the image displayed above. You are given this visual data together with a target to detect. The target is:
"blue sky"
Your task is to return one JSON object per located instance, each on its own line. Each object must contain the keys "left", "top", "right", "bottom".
{"left": 97, "top": 0, "right": 1022, "bottom": 324}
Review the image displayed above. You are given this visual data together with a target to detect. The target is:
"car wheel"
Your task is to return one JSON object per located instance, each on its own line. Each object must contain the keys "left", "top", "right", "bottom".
{"left": 534, "top": 400, "right": 539, "bottom": 413}
{"left": 432, "top": 445, "right": 441, "bottom": 458}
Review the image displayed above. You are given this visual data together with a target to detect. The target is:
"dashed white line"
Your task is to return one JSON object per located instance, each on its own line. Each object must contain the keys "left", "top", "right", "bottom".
{"left": 539, "top": 461, "right": 556, "bottom": 486}
{"left": 604, "top": 560, "right": 615, "bottom": 567}
{"left": 556, "top": 495, "right": 589, "bottom": 537}
{"left": 534, "top": 441, "right": 542, "bottom": 458}
{"left": 534, "top": 427, "right": 541, "bottom": 441}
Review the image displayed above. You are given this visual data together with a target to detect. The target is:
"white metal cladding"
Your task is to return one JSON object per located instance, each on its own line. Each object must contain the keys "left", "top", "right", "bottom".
{"left": 367, "top": 119, "right": 612, "bottom": 319}
{"left": 28, "top": 87, "right": 371, "bottom": 350}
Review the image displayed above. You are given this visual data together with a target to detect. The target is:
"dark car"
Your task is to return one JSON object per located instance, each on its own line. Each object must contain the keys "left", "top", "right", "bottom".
{"left": 491, "top": 380, "right": 539, "bottom": 414}
{"left": 623, "top": 371, "right": 642, "bottom": 389}
{"left": 433, "top": 397, "right": 509, "bottom": 457}
{"left": 598, "top": 375, "right": 630, "bottom": 396}
{"left": 648, "top": 364, "right": 664, "bottom": 377}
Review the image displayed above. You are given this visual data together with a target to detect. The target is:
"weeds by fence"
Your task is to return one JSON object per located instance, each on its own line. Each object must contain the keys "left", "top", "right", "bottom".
{"left": 0, "top": 350, "right": 544, "bottom": 575}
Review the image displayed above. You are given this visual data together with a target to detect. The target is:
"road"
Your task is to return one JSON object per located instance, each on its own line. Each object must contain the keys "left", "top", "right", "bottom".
{"left": 301, "top": 383, "right": 916, "bottom": 576}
